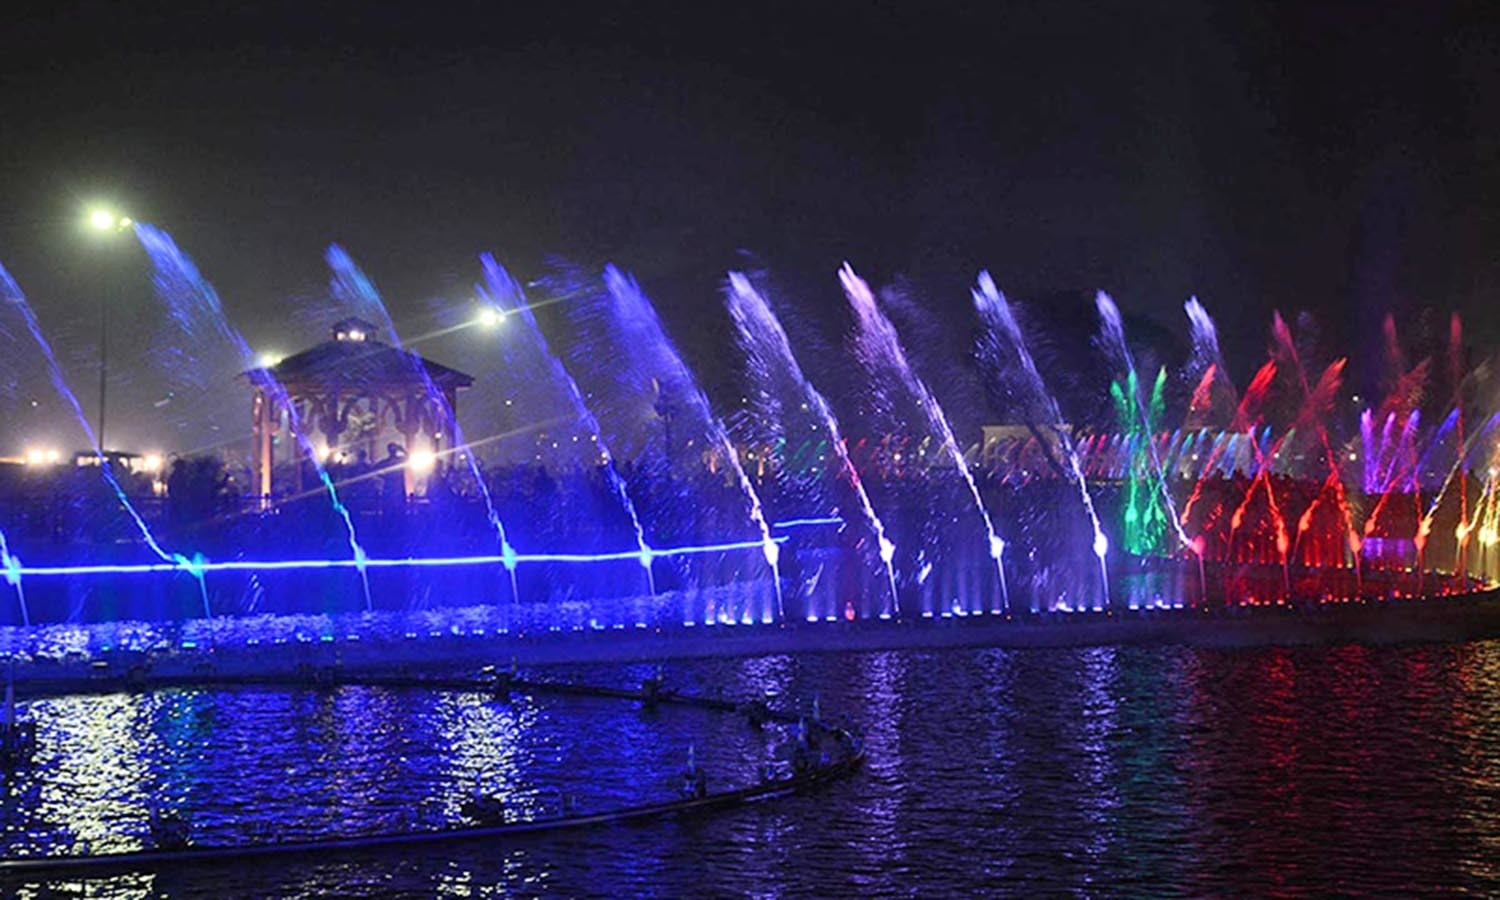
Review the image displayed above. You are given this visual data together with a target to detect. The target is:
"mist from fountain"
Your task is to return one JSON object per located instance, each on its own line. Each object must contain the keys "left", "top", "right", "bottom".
{"left": 0, "top": 258, "right": 208, "bottom": 618}
{"left": 0, "top": 524, "right": 24, "bottom": 626}
{"left": 598, "top": 265, "right": 783, "bottom": 622}
{"left": 1094, "top": 291, "right": 1192, "bottom": 554}
{"left": 1184, "top": 297, "right": 1237, "bottom": 410}
{"left": 1267, "top": 312, "right": 1361, "bottom": 584}
{"left": 1, "top": 239, "right": 1495, "bottom": 634}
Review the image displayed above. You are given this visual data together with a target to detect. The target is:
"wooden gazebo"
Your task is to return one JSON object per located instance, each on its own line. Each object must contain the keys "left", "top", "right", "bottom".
{"left": 246, "top": 317, "right": 474, "bottom": 500}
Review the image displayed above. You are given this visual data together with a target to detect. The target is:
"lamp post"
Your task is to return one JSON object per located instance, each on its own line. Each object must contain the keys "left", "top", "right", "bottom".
{"left": 86, "top": 208, "right": 132, "bottom": 453}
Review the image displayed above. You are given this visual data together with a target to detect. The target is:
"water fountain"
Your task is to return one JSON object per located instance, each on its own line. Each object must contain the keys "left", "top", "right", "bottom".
{"left": 725, "top": 271, "right": 898, "bottom": 620}
{"left": 0, "top": 243, "right": 1495, "bottom": 672}
{"left": 839, "top": 264, "right": 1007, "bottom": 615}
{"left": 475, "top": 254, "right": 656, "bottom": 600}
{"left": 327, "top": 245, "right": 519, "bottom": 600}
{"left": 972, "top": 272, "right": 1107, "bottom": 611}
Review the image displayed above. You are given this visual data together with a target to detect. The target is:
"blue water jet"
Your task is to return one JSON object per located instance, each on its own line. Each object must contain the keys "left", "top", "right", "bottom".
{"left": 601, "top": 266, "right": 784, "bottom": 621}
{"left": 0, "top": 259, "right": 207, "bottom": 617}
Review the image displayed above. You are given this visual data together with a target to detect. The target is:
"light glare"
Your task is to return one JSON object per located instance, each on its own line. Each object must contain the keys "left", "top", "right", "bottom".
{"left": 408, "top": 449, "right": 437, "bottom": 474}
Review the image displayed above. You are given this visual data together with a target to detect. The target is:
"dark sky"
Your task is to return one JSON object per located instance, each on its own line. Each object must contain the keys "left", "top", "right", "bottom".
{"left": 1, "top": 0, "right": 1497, "bottom": 452}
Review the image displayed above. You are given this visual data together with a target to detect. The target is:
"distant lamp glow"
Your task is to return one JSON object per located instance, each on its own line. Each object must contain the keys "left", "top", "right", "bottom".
{"left": 477, "top": 306, "right": 504, "bottom": 328}
{"left": 142, "top": 453, "right": 163, "bottom": 473}
{"left": 407, "top": 449, "right": 436, "bottom": 475}
{"left": 23, "top": 448, "right": 60, "bottom": 467}
{"left": 258, "top": 352, "right": 283, "bottom": 369}
{"left": 87, "top": 208, "right": 131, "bottom": 232}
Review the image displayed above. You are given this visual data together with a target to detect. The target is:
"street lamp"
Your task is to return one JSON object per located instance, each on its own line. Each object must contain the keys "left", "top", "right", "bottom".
{"left": 476, "top": 305, "right": 505, "bottom": 329}
{"left": 86, "top": 207, "right": 132, "bottom": 453}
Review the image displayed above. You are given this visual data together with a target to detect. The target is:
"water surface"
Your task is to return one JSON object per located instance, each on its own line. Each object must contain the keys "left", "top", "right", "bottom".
{"left": 7, "top": 640, "right": 1500, "bottom": 897}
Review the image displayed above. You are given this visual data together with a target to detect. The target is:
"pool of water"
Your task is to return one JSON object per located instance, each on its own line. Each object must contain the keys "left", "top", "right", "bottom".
{"left": 7, "top": 640, "right": 1500, "bottom": 896}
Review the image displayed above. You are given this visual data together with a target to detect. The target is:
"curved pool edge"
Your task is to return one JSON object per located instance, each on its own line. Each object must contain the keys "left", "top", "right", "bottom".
{"left": 9, "top": 587, "right": 1500, "bottom": 690}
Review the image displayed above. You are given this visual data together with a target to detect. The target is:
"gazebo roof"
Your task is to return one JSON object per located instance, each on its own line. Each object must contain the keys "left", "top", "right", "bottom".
{"left": 244, "top": 318, "right": 474, "bottom": 392}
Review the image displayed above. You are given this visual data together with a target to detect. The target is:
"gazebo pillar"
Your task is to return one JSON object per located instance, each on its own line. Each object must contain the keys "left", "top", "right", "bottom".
{"left": 398, "top": 392, "right": 424, "bottom": 497}
{"left": 251, "top": 389, "right": 274, "bottom": 508}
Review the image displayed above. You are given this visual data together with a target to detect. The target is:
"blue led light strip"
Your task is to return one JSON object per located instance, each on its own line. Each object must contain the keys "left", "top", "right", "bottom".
{"left": 769, "top": 517, "right": 844, "bottom": 529}
{"left": 13, "top": 536, "right": 798, "bottom": 579}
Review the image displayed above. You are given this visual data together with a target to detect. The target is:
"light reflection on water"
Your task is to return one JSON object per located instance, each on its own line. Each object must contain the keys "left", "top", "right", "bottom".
{"left": 434, "top": 691, "right": 538, "bottom": 825}
{"left": 5, "top": 641, "right": 1500, "bottom": 896}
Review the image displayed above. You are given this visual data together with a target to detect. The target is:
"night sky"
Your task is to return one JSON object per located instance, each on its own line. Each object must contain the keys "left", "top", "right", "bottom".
{"left": 1, "top": 1, "right": 1496, "bottom": 453}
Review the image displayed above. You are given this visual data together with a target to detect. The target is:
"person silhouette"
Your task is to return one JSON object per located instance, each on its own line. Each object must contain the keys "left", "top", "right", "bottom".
{"left": 380, "top": 442, "right": 408, "bottom": 516}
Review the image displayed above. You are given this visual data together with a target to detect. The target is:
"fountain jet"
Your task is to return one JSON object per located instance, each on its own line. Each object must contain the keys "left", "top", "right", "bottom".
{"left": 478, "top": 255, "right": 656, "bottom": 599}
{"left": 601, "top": 266, "right": 783, "bottom": 620}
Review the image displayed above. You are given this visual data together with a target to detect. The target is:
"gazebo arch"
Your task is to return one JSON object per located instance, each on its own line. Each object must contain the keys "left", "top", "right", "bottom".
{"left": 245, "top": 317, "right": 474, "bottom": 504}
